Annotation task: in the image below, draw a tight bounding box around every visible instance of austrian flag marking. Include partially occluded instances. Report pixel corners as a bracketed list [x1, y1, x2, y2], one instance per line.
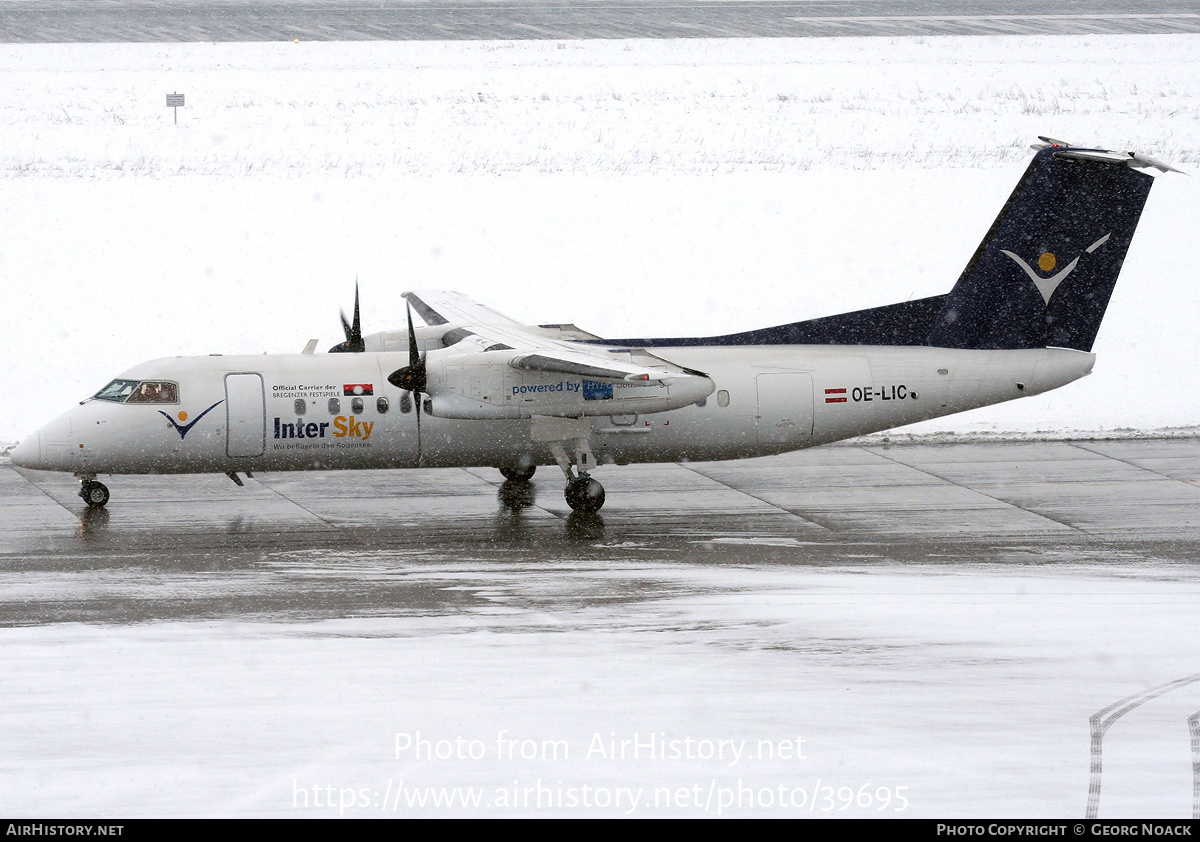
[343, 384, 374, 396]
[824, 388, 847, 404]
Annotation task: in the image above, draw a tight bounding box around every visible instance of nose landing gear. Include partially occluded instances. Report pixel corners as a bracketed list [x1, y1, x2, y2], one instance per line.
[78, 477, 109, 509]
[564, 474, 605, 513]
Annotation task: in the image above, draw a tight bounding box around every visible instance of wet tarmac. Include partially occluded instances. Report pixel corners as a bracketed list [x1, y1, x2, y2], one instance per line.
[3, 439, 1200, 816]
[2, 0, 1199, 42]
[6, 439, 1200, 582]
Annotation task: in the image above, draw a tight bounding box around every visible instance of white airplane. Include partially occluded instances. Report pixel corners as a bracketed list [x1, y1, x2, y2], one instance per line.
[9, 140, 1177, 513]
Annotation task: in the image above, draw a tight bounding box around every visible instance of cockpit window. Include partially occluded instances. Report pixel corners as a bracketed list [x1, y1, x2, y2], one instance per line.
[92, 379, 141, 403]
[93, 379, 179, 404]
[126, 381, 179, 404]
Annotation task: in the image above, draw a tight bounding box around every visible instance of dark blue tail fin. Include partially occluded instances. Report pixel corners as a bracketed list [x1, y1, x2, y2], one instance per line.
[926, 142, 1164, 352]
[588, 141, 1171, 353]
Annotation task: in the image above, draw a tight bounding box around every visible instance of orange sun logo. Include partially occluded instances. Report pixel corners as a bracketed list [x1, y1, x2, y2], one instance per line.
[1038, 252, 1056, 272]
[178, 411, 188, 422]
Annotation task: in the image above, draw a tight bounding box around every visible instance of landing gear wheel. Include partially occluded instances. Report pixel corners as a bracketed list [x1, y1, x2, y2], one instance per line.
[564, 475, 605, 513]
[500, 464, 536, 482]
[79, 481, 109, 509]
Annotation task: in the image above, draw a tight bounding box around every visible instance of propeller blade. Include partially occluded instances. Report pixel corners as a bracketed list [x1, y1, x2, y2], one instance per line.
[387, 301, 428, 394]
[330, 284, 365, 353]
[351, 284, 362, 344]
[406, 299, 420, 368]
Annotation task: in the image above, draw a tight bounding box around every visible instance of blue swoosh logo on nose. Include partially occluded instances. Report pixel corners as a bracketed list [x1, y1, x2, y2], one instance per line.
[159, 400, 224, 440]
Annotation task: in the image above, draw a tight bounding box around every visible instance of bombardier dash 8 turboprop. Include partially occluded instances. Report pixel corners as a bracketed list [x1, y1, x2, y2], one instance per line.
[10, 140, 1178, 512]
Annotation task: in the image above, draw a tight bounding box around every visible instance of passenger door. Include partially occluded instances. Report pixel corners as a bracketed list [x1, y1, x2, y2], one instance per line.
[225, 372, 265, 457]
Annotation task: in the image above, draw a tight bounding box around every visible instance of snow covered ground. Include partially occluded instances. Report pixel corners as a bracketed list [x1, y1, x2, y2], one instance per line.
[7, 559, 1200, 818]
[1, 35, 1198, 444]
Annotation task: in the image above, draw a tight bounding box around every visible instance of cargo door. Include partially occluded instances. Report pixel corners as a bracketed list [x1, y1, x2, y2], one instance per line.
[755, 373, 814, 444]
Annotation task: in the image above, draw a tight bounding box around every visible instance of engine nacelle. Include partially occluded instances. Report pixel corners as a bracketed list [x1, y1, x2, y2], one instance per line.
[424, 353, 714, 420]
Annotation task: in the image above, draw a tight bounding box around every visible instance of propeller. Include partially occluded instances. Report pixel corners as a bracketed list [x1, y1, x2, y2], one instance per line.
[329, 284, 365, 353]
[388, 301, 428, 414]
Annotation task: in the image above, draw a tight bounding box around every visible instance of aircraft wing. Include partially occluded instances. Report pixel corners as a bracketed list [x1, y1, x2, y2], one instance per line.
[404, 290, 685, 382]
[404, 290, 526, 330]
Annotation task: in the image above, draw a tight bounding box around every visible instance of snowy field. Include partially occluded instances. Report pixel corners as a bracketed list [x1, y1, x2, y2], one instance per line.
[7, 559, 1200, 818]
[1, 35, 1199, 443]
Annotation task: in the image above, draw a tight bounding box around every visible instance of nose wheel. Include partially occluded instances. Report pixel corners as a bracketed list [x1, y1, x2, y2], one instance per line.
[79, 479, 110, 509]
[564, 475, 605, 513]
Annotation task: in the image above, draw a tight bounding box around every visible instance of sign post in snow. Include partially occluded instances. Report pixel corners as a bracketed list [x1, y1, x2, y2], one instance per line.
[166, 92, 185, 124]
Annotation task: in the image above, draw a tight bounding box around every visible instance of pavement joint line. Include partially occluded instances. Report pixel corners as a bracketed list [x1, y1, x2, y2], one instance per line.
[862, 446, 1085, 534]
[458, 466, 568, 521]
[674, 462, 839, 533]
[1070, 442, 1200, 492]
[10, 465, 88, 518]
[247, 475, 350, 533]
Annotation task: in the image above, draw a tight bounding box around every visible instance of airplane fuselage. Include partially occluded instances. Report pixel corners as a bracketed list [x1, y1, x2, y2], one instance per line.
[14, 142, 1166, 513]
[15, 344, 1094, 477]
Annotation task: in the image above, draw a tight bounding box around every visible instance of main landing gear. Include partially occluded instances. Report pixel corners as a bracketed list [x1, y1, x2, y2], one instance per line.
[78, 476, 109, 509]
[499, 463, 537, 483]
[530, 416, 606, 513]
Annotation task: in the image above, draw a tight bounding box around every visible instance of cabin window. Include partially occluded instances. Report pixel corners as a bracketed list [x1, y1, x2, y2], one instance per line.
[399, 393, 413, 414]
[351, 397, 364, 414]
[717, 390, 730, 407]
[125, 381, 179, 404]
[610, 414, 638, 427]
[294, 399, 307, 415]
[377, 397, 390, 414]
[328, 398, 341, 415]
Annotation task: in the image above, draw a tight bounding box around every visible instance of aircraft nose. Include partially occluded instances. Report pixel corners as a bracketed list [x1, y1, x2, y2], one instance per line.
[10, 415, 79, 472]
[9, 435, 41, 469]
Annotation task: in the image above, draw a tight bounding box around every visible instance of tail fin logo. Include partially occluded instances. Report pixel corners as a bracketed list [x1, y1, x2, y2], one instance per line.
[1001, 233, 1111, 305]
